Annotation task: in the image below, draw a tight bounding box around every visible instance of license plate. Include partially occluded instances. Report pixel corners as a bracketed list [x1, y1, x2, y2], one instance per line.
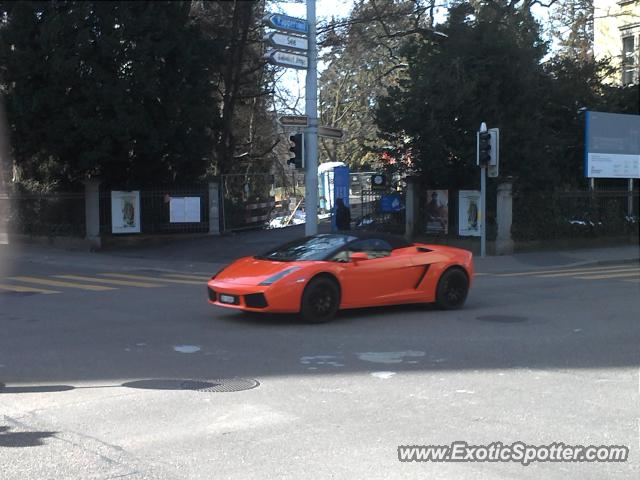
[219, 294, 236, 304]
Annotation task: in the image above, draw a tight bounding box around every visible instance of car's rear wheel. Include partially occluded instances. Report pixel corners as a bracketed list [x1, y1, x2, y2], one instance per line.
[436, 268, 469, 310]
[300, 277, 340, 323]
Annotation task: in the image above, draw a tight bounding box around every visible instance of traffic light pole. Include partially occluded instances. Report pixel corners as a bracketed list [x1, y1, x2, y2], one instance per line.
[304, 0, 318, 236]
[480, 165, 486, 258]
[477, 122, 489, 258]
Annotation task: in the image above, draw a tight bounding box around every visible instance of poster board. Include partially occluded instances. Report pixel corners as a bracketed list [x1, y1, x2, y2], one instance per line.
[585, 111, 640, 179]
[425, 190, 448, 235]
[458, 190, 481, 236]
[111, 191, 141, 234]
[170, 196, 201, 223]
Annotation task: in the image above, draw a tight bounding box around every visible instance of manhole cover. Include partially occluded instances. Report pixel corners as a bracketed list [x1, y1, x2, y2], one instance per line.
[476, 314, 528, 323]
[122, 378, 259, 392]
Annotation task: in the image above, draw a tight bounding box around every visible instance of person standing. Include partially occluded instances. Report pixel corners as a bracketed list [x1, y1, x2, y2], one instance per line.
[334, 197, 351, 231]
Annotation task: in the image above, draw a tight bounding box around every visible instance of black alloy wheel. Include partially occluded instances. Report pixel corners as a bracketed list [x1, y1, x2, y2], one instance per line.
[300, 277, 340, 323]
[436, 268, 469, 310]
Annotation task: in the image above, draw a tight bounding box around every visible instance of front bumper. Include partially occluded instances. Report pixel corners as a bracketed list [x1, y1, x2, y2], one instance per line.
[207, 279, 303, 313]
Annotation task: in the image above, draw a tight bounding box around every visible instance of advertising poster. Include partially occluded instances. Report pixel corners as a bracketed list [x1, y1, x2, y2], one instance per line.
[170, 196, 201, 223]
[458, 190, 481, 237]
[111, 191, 141, 234]
[425, 190, 448, 235]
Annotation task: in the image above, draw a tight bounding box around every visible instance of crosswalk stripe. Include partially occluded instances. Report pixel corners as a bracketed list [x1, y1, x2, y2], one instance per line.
[0, 283, 59, 294]
[99, 273, 203, 285]
[579, 271, 640, 280]
[497, 264, 639, 277]
[537, 267, 639, 278]
[161, 273, 211, 281]
[8, 276, 115, 291]
[54, 275, 165, 288]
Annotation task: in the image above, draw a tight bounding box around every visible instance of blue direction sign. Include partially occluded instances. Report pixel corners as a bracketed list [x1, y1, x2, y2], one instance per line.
[263, 13, 308, 35]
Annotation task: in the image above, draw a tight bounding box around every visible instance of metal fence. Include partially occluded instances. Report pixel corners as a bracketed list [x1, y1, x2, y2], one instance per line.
[512, 189, 639, 241]
[221, 173, 275, 231]
[99, 186, 210, 235]
[0, 191, 86, 237]
[351, 188, 406, 234]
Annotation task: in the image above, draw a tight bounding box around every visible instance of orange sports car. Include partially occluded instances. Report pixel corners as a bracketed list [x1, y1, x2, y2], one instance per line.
[207, 233, 473, 323]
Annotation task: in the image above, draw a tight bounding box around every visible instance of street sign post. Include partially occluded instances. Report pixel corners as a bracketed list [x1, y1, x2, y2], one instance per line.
[318, 126, 344, 139]
[266, 50, 308, 70]
[304, 0, 318, 236]
[263, 13, 308, 35]
[264, 32, 308, 52]
[478, 122, 488, 258]
[278, 115, 309, 127]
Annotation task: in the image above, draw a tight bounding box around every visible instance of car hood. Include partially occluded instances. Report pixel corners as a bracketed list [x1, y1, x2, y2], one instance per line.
[214, 257, 306, 286]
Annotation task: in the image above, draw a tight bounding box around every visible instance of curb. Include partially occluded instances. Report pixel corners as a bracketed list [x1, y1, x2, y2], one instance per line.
[476, 257, 639, 275]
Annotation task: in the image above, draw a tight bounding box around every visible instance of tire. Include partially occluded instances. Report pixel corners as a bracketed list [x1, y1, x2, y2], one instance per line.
[300, 277, 340, 323]
[435, 268, 469, 310]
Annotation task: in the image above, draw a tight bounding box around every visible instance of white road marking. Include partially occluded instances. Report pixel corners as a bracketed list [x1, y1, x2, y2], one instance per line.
[300, 355, 344, 367]
[173, 345, 201, 353]
[357, 351, 425, 364]
[579, 271, 640, 280]
[371, 371, 396, 379]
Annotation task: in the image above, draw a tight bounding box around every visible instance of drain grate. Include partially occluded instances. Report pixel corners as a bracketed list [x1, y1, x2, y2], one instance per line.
[122, 378, 259, 392]
[180, 378, 259, 392]
[476, 314, 528, 323]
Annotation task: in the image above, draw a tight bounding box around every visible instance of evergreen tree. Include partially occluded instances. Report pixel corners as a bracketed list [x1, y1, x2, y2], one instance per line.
[0, 1, 231, 188]
[376, 1, 549, 188]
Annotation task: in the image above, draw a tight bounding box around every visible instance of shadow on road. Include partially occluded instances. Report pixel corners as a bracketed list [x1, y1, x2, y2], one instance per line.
[0, 426, 57, 448]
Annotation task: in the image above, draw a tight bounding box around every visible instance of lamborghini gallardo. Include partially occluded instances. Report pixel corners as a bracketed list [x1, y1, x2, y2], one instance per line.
[207, 232, 473, 323]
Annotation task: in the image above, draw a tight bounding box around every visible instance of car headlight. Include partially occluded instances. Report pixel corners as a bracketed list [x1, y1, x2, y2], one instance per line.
[259, 266, 301, 286]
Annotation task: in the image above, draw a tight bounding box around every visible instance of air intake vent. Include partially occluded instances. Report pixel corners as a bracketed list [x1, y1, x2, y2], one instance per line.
[207, 288, 217, 302]
[245, 293, 268, 308]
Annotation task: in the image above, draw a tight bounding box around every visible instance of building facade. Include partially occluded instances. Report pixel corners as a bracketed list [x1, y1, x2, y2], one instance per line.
[594, 0, 640, 85]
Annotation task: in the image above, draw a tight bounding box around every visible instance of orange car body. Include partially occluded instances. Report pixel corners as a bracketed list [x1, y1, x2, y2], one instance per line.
[207, 241, 473, 314]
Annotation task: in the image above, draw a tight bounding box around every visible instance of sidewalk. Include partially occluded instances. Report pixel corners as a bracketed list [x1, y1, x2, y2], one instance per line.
[472, 244, 639, 274]
[2, 226, 637, 276]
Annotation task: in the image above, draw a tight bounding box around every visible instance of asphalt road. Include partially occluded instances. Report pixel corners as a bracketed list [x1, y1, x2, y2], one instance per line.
[0, 244, 638, 479]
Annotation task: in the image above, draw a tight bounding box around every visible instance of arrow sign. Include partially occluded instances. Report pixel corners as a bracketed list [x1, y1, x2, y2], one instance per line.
[278, 115, 309, 127]
[263, 13, 308, 35]
[318, 126, 344, 139]
[264, 32, 308, 52]
[266, 49, 308, 70]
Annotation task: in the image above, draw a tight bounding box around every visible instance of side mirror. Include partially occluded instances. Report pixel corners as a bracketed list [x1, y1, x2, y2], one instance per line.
[350, 252, 369, 262]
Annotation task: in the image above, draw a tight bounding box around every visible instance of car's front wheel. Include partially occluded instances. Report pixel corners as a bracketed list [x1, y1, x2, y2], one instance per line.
[300, 277, 340, 323]
[435, 267, 469, 310]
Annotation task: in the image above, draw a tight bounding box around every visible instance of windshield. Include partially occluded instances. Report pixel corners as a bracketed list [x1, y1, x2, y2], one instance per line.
[256, 234, 357, 261]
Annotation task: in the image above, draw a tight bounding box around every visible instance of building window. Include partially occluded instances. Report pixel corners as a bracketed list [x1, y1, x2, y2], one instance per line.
[622, 35, 638, 85]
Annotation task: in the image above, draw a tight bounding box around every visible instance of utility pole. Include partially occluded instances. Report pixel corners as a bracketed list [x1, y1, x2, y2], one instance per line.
[478, 122, 488, 258]
[304, 0, 318, 236]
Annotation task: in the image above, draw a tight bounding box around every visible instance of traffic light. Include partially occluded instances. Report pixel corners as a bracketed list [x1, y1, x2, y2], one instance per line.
[288, 133, 304, 169]
[477, 131, 491, 166]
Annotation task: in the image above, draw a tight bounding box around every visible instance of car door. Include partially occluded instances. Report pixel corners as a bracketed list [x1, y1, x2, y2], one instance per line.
[336, 239, 422, 308]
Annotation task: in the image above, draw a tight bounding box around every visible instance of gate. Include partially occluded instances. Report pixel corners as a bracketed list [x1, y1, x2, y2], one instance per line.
[353, 188, 405, 234]
[220, 172, 309, 232]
